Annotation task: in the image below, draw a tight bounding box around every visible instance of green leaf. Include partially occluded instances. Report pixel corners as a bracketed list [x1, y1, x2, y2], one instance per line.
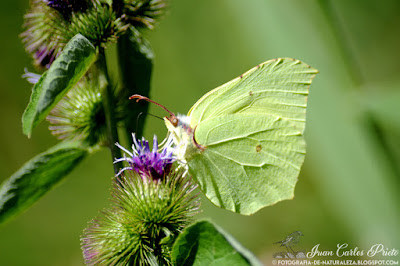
[171, 220, 262, 266]
[21, 71, 48, 137]
[0, 142, 88, 224]
[117, 26, 153, 139]
[22, 34, 97, 137]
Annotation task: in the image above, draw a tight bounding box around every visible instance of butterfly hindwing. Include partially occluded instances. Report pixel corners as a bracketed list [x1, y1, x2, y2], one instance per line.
[188, 113, 305, 214]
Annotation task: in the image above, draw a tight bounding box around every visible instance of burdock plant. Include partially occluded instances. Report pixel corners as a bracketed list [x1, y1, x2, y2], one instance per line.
[0, 0, 316, 265]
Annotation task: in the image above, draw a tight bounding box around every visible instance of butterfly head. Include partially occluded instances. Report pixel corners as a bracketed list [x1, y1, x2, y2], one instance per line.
[163, 114, 197, 161]
[129, 94, 192, 129]
[130, 94, 204, 161]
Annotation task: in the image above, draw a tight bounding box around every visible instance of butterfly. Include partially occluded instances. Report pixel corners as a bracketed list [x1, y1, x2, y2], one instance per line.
[131, 58, 318, 215]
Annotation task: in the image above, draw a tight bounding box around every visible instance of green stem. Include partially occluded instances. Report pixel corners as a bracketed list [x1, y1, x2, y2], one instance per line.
[117, 27, 154, 146]
[97, 52, 122, 174]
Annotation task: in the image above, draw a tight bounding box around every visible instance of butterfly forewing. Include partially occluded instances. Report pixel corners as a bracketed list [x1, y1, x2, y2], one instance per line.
[188, 58, 318, 133]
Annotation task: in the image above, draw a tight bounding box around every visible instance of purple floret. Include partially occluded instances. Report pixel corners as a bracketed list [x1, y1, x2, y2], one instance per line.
[22, 69, 41, 85]
[34, 46, 56, 68]
[114, 134, 175, 180]
[45, 0, 88, 14]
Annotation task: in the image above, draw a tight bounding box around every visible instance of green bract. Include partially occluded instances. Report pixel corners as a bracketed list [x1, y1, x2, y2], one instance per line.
[165, 58, 318, 215]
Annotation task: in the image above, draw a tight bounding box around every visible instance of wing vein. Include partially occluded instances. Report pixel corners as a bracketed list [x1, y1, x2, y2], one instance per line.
[203, 152, 239, 207]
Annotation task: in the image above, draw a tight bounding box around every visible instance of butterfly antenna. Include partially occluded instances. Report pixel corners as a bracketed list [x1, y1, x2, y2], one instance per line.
[141, 112, 164, 121]
[136, 112, 143, 133]
[129, 94, 175, 117]
[136, 112, 163, 129]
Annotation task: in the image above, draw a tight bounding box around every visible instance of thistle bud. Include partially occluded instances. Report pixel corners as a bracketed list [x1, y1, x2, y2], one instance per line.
[123, 0, 167, 30]
[46, 78, 109, 146]
[21, 0, 127, 68]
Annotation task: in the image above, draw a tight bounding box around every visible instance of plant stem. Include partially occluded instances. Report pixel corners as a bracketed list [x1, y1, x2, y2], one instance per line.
[97, 52, 122, 174]
[317, 0, 364, 87]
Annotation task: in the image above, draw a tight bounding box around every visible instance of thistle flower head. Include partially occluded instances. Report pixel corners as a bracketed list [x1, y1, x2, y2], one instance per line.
[21, 0, 65, 68]
[21, 0, 127, 68]
[46, 77, 108, 145]
[64, 2, 128, 49]
[81, 168, 199, 265]
[115, 134, 175, 180]
[123, 0, 167, 29]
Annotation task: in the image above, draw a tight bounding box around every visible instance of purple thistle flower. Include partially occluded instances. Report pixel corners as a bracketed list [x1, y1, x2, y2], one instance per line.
[114, 134, 175, 180]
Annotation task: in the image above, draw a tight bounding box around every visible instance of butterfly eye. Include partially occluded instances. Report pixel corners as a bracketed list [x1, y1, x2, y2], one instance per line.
[169, 116, 178, 127]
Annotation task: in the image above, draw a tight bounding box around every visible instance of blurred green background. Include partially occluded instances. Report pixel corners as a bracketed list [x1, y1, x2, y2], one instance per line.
[1, 0, 400, 265]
